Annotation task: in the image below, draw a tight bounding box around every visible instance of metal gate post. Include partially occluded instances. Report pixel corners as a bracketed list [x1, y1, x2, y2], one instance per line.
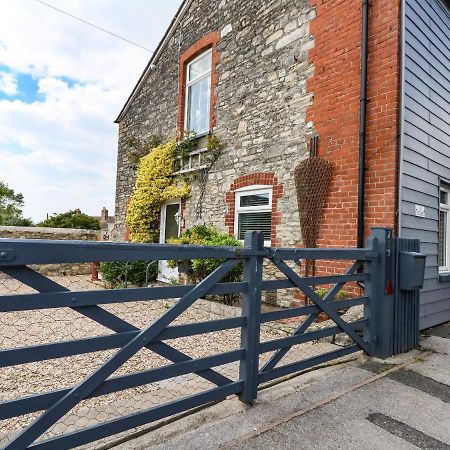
[365, 227, 395, 358]
[239, 231, 264, 404]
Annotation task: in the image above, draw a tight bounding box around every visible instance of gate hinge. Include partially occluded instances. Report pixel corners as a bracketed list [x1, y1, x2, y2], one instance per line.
[0, 249, 15, 263]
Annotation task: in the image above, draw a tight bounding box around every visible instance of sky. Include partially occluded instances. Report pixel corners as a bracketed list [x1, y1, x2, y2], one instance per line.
[0, 0, 182, 222]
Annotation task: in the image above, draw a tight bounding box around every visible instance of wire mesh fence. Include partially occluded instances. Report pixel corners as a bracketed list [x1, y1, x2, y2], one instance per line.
[0, 272, 242, 447]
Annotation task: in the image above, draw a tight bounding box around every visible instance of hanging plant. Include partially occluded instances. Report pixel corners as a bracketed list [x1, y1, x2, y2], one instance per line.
[172, 131, 198, 158]
[126, 140, 191, 243]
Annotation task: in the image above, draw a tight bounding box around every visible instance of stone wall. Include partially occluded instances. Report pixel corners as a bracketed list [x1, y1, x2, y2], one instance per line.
[0, 226, 100, 275]
[114, 0, 316, 247]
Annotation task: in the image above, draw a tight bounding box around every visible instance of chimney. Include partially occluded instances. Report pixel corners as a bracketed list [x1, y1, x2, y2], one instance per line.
[101, 207, 108, 221]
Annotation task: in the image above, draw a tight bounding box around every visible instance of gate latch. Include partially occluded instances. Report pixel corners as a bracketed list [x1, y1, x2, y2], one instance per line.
[0, 249, 15, 263]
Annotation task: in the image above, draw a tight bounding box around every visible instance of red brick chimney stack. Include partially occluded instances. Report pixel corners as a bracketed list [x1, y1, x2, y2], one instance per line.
[101, 207, 108, 222]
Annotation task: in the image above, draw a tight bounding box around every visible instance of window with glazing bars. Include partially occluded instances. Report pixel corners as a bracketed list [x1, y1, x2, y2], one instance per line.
[185, 49, 212, 135]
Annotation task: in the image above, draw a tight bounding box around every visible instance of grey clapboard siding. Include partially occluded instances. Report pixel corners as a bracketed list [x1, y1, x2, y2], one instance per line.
[401, 0, 450, 329]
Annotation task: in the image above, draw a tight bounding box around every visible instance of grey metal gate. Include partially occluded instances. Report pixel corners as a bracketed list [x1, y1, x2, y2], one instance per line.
[0, 227, 424, 449]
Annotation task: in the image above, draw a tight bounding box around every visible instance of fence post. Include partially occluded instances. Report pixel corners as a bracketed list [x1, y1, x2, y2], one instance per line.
[365, 227, 395, 358]
[239, 231, 264, 404]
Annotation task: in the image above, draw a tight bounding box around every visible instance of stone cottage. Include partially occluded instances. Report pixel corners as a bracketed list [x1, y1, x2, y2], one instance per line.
[114, 0, 450, 329]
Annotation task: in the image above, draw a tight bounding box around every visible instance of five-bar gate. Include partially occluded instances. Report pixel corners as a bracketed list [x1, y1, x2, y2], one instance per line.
[0, 228, 424, 449]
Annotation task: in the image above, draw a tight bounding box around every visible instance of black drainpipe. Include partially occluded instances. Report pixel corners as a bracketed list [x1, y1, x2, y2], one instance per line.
[357, 0, 369, 248]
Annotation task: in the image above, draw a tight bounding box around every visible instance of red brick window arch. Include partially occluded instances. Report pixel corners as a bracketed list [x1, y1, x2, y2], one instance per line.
[177, 31, 220, 139]
[225, 173, 283, 247]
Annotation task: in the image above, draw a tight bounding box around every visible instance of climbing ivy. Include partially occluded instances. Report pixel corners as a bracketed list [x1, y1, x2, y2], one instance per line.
[126, 140, 190, 243]
[125, 134, 223, 242]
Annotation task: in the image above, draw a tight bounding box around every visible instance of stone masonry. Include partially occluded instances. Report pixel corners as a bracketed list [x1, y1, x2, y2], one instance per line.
[114, 0, 316, 247]
[0, 226, 100, 275]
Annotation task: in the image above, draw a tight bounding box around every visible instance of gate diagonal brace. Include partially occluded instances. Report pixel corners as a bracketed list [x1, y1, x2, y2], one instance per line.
[1, 267, 231, 388]
[270, 260, 370, 354]
[2, 261, 239, 450]
[260, 260, 363, 373]
[260, 314, 316, 373]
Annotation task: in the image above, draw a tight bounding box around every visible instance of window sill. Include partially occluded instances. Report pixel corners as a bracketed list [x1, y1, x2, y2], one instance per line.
[194, 130, 210, 139]
[183, 130, 210, 140]
[439, 273, 450, 283]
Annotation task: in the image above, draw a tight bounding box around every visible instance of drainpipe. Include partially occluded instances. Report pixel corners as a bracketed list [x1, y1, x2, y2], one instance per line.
[357, 0, 369, 248]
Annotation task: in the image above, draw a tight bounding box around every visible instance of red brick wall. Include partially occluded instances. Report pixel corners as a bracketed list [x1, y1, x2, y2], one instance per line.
[177, 31, 220, 139]
[225, 173, 284, 247]
[307, 0, 402, 248]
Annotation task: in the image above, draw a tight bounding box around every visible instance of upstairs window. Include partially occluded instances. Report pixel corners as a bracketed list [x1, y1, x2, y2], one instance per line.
[185, 49, 212, 135]
[235, 187, 272, 245]
[439, 185, 450, 272]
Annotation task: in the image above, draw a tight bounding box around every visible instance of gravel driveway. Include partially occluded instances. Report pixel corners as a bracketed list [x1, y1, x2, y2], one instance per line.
[0, 273, 359, 447]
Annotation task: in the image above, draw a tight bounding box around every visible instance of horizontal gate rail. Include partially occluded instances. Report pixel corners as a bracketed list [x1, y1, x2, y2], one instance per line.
[0, 239, 265, 266]
[28, 382, 245, 450]
[0, 316, 246, 367]
[259, 320, 367, 354]
[269, 247, 376, 261]
[0, 238, 376, 267]
[0, 228, 419, 450]
[0, 349, 244, 420]
[0, 273, 369, 313]
[258, 346, 361, 384]
[0, 281, 247, 312]
[260, 297, 368, 323]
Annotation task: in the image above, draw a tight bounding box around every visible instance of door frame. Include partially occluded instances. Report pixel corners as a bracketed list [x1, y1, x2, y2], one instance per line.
[159, 198, 181, 244]
[158, 199, 181, 283]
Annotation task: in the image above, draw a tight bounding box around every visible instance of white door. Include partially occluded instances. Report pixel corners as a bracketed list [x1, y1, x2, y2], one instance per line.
[157, 200, 181, 283]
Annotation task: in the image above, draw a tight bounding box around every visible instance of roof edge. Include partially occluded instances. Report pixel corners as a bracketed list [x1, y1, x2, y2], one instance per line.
[114, 0, 194, 124]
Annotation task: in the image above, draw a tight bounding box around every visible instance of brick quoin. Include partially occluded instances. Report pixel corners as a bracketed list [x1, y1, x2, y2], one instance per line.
[307, 0, 402, 250]
[225, 173, 284, 247]
[176, 31, 220, 139]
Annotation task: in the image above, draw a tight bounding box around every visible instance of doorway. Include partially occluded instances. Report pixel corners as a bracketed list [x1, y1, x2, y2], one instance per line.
[157, 199, 181, 283]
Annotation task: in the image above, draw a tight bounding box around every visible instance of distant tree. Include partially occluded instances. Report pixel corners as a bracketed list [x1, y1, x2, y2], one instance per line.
[0, 180, 33, 226]
[38, 209, 100, 230]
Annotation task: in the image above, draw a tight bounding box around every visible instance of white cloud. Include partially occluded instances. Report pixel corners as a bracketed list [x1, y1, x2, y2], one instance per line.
[0, 0, 182, 222]
[0, 72, 18, 96]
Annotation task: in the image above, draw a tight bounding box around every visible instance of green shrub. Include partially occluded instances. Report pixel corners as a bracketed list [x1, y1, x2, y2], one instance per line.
[99, 261, 157, 288]
[169, 225, 243, 284]
[38, 210, 100, 230]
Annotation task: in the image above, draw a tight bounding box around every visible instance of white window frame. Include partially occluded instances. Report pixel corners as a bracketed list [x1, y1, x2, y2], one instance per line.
[184, 49, 212, 136]
[439, 185, 450, 273]
[234, 185, 273, 246]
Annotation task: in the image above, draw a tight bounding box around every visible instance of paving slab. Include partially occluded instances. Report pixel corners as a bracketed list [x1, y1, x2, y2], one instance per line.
[111, 335, 450, 450]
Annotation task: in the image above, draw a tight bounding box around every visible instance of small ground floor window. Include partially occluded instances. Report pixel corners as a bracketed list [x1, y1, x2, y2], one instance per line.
[225, 172, 283, 247]
[234, 187, 272, 244]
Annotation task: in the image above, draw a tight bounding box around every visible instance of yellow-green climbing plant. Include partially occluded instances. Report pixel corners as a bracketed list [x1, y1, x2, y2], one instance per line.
[126, 140, 190, 243]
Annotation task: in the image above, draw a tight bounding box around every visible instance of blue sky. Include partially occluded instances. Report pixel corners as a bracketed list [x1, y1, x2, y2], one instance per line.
[0, 0, 182, 221]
